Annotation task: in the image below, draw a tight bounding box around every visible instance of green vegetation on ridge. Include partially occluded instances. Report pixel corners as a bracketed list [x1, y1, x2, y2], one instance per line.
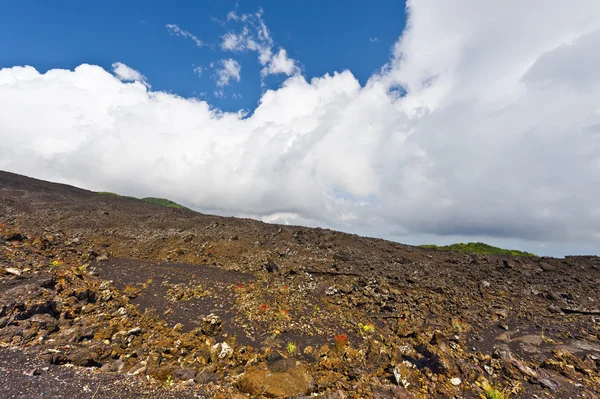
[98, 192, 189, 210]
[140, 197, 189, 210]
[97, 191, 137, 200]
[420, 242, 535, 257]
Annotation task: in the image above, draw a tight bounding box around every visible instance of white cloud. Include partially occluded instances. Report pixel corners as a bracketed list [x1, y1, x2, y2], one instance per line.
[220, 9, 299, 78]
[221, 31, 246, 51]
[2, 1, 600, 256]
[193, 66, 203, 77]
[166, 24, 204, 47]
[215, 59, 241, 86]
[261, 49, 299, 77]
[111, 62, 146, 84]
[369, 37, 379, 43]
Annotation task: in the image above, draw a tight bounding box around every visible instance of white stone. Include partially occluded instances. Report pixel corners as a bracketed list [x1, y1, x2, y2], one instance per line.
[5, 267, 21, 276]
[450, 377, 461, 386]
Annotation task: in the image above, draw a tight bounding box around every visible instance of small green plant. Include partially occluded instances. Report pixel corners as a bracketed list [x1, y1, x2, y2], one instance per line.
[485, 388, 510, 399]
[358, 322, 375, 334]
[286, 341, 297, 355]
[451, 318, 465, 333]
[164, 375, 174, 388]
[77, 264, 89, 273]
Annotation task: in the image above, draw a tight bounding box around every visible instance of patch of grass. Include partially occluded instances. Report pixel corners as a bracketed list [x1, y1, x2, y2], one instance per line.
[98, 192, 189, 210]
[485, 388, 510, 399]
[420, 242, 535, 257]
[97, 191, 138, 201]
[141, 197, 189, 210]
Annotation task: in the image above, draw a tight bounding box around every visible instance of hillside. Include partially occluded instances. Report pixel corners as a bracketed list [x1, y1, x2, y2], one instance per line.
[1, 170, 599, 398]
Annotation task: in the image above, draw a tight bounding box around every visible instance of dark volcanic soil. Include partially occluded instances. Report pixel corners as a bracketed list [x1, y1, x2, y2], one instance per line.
[91, 258, 255, 340]
[0, 347, 202, 399]
[1, 170, 599, 398]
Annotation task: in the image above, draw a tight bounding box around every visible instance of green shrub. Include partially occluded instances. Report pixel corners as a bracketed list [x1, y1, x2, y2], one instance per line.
[485, 388, 510, 399]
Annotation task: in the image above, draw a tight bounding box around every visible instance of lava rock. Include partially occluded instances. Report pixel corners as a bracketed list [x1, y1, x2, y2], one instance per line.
[201, 314, 222, 336]
[67, 348, 101, 367]
[238, 364, 314, 397]
[172, 367, 196, 382]
[195, 370, 219, 384]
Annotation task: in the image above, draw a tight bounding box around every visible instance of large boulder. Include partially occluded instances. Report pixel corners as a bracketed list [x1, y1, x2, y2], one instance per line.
[67, 348, 102, 367]
[0, 284, 58, 321]
[238, 364, 314, 398]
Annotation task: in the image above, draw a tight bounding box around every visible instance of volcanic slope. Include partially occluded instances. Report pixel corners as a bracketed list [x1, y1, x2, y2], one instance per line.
[1, 170, 599, 398]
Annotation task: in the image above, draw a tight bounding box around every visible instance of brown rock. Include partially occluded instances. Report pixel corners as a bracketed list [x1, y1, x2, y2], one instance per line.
[539, 262, 556, 272]
[148, 365, 178, 382]
[416, 343, 458, 375]
[67, 348, 101, 367]
[0, 284, 57, 320]
[194, 370, 218, 384]
[29, 313, 59, 333]
[266, 350, 296, 372]
[172, 367, 196, 382]
[238, 364, 314, 397]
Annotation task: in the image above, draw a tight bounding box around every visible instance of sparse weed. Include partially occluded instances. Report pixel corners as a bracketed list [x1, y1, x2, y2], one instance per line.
[358, 322, 375, 334]
[164, 375, 174, 388]
[77, 264, 88, 273]
[485, 388, 510, 399]
[286, 341, 297, 355]
[451, 318, 465, 333]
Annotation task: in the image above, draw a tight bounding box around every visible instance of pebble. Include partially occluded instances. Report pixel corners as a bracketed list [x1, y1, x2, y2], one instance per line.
[450, 377, 461, 386]
[5, 267, 21, 276]
[127, 327, 142, 335]
[23, 368, 41, 376]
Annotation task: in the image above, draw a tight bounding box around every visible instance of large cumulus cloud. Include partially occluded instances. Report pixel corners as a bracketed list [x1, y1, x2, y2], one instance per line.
[1, 0, 600, 255]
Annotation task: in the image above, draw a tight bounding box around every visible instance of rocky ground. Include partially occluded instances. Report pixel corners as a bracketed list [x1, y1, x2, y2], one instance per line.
[0, 170, 599, 398]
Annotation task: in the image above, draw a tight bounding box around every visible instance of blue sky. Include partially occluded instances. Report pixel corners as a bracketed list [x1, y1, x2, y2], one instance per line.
[0, 0, 405, 112]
